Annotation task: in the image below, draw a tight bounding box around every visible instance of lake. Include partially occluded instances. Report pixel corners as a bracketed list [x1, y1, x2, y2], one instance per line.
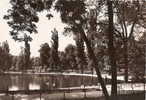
[0, 73, 98, 91]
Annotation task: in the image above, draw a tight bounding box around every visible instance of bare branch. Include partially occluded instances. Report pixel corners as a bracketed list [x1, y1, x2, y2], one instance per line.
[128, 19, 137, 39]
[114, 28, 124, 39]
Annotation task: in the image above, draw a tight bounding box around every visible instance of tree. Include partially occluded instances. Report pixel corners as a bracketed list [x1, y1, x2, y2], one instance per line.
[50, 28, 60, 71]
[128, 32, 145, 82]
[55, 0, 109, 99]
[30, 57, 41, 71]
[39, 43, 50, 70]
[65, 44, 77, 71]
[74, 34, 87, 85]
[4, 0, 54, 70]
[75, 34, 87, 73]
[24, 35, 31, 69]
[11, 56, 19, 71]
[113, 1, 144, 82]
[107, 0, 117, 98]
[17, 47, 26, 71]
[0, 41, 12, 72]
[4, 0, 38, 70]
[59, 51, 69, 70]
[85, 3, 109, 73]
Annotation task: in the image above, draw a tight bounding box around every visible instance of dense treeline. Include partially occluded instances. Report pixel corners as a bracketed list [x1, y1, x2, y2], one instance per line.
[0, 32, 145, 78]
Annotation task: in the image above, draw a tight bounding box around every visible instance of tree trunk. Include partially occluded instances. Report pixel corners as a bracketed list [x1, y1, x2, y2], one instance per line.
[24, 41, 30, 70]
[77, 25, 110, 100]
[124, 40, 128, 82]
[107, 0, 117, 98]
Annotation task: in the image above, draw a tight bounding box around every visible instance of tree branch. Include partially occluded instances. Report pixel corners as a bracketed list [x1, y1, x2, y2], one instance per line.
[114, 28, 124, 39]
[128, 19, 137, 39]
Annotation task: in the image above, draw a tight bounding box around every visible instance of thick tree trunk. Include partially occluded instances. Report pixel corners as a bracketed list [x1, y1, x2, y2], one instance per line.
[77, 25, 110, 100]
[107, 0, 117, 98]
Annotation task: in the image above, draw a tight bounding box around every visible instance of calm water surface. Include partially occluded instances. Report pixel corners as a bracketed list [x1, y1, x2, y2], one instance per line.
[0, 73, 97, 91]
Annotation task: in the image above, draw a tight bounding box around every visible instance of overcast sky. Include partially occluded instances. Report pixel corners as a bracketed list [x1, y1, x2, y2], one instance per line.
[0, 0, 75, 57]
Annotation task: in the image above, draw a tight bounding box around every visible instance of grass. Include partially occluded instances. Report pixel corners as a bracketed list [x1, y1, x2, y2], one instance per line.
[0, 91, 144, 100]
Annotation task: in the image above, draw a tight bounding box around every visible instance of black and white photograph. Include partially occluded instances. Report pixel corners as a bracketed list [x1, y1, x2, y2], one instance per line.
[0, 0, 145, 100]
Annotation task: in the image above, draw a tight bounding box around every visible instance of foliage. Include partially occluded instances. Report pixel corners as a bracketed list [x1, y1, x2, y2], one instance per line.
[58, 51, 69, 70]
[39, 43, 50, 69]
[4, 0, 39, 41]
[30, 57, 41, 71]
[55, 0, 86, 25]
[4, 0, 55, 71]
[4, 0, 54, 41]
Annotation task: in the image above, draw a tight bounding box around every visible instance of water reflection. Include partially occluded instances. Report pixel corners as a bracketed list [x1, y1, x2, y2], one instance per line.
[0, 73, 97, 91]
[9, 86, 19, 91]
[29, 83, 40, 90]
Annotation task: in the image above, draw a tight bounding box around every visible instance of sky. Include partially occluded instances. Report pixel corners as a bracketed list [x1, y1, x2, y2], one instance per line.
[0, 0, 75, 57]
